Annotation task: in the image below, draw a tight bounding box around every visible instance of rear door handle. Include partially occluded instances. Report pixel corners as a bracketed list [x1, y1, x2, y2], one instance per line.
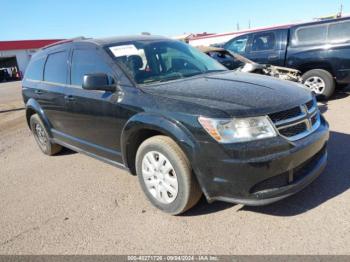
[268, 54, 279, 61]
[64, 95, 76, 102]
[35, 90, 44, 95]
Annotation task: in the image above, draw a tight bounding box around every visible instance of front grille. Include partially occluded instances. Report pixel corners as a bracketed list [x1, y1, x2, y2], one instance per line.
[269, 106, 302, 123]
[279, 122, 307, 137]
[306, 99, 315, 110]
[250, 145, 326, 194]
[250, 172, 289, 193]
[268, 99, 319, 141]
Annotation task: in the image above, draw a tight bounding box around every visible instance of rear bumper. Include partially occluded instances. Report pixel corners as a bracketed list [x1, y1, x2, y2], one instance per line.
[192, 116, 329, 206]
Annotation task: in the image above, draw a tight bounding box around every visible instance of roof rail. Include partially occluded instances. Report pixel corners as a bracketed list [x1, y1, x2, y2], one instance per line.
[42, 36, 88, 49]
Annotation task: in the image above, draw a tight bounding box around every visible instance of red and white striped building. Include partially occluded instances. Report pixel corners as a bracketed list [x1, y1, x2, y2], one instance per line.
[0, 39, 62, 76]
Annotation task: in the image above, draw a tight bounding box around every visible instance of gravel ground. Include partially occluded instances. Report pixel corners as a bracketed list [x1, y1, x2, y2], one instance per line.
[0, 81, 350, 255]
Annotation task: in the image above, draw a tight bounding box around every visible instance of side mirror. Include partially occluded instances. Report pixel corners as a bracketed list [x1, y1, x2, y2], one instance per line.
[82, 73, 116, 92]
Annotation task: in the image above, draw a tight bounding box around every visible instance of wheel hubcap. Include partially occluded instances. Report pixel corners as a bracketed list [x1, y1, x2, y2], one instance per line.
[141, 151, 178, 204]
[304, 76, 326, 94]
[35, 123, 47, 146]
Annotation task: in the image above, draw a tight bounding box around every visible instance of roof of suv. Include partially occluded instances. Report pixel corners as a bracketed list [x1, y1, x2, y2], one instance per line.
[43, 35, 170, 50]
[86, 35, 169, 46]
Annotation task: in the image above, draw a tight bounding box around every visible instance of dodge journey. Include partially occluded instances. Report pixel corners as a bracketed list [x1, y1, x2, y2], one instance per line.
[22, 35, 329, 214]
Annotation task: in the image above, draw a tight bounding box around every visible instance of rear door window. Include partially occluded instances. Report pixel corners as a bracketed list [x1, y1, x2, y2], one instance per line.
[24, 56, 46, 81]
[70, 49, 114, 86]
[251, 32, 276, 51]
[44, 51, 68, 84]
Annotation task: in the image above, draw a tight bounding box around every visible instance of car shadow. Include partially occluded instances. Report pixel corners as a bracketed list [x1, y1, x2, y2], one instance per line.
[54, 147, 77, 156]
[333, 84, 350, 99]
[183, 131, 350, 217]
[182, 196, 235, 216]
[318, 85, 350, 114]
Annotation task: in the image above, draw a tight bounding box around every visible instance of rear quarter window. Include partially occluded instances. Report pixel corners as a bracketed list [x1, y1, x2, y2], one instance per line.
[24, 57, 46, 81]
[328, 20, 350, 43]
[291, 20, 350, 46]
[44, 51, 68, 84]
[292, 24, 328, 46]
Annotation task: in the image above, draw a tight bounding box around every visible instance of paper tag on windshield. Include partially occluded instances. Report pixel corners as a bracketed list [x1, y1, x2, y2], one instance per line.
[109, 45, 138, 57]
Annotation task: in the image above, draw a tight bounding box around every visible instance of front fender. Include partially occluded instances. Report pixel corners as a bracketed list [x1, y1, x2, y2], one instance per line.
[25, 98, 53, 138]
[121, 112, 199, 170]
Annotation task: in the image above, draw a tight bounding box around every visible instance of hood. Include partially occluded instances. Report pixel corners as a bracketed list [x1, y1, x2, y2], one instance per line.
[143, 71, 312, 117]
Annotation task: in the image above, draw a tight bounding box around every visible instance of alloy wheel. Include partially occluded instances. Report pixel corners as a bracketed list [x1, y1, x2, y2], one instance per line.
[304, 76, 326, 94]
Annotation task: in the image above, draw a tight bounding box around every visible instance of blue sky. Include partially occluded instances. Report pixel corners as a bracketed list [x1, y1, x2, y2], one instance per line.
[1, 0, 349, 40]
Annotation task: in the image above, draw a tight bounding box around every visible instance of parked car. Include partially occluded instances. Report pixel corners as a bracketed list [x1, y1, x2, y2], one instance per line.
[22, 36, 329, 215]
[198, 46, 302, 83]
[0, 68, 10, 82]
[223, 17, 350, 99]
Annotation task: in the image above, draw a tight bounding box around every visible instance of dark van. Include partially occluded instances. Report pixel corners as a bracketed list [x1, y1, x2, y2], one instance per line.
[224, 17, 350, 99]
[22, 36, 329, 215]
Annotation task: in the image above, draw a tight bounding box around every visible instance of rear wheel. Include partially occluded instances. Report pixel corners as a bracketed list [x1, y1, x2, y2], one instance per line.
[135, 135, 202, 215]
[302, 69, 335, 100]
[30, 114, 62, 155]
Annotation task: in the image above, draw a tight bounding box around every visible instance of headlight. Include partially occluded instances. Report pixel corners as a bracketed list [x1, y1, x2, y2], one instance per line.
[198, 116, 277, 143]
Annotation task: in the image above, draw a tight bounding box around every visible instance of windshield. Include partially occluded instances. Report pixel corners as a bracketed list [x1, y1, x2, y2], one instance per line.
[107, 40, 227, 85]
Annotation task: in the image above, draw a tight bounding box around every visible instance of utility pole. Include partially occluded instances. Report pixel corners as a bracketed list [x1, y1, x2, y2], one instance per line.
[339, 3, 343, 17]
[236, 22, 240, 31]
[248, 20, 251, 29]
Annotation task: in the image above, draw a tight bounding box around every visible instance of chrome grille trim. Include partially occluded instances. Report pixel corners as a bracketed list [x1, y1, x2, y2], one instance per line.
[277, 118, 308, 130]
[307, 101, 318, 114]
[268, 98, 320, 141]
[274, 112, 307, 127]
[280, 113, 320, 141]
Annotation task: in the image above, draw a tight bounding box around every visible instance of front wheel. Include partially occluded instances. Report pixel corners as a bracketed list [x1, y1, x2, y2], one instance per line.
[302, 69, 335, 100]
[135, 135, 202, 215]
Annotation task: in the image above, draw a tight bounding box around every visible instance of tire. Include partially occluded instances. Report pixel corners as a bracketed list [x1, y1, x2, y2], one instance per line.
[30, 114, 62, 155]
[136, 135, 202, 215]
[302, 69, 335, 100]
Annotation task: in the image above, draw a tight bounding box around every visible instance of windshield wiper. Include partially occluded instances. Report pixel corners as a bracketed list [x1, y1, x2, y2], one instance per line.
[159, 75, 184, 82]
[205, 69, 227, 73]
[183, 71, 204, 78]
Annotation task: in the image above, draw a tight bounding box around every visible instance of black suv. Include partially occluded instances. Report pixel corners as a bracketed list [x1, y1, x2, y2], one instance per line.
[224, 17, 350, 99]
[23, 36, 329, 215]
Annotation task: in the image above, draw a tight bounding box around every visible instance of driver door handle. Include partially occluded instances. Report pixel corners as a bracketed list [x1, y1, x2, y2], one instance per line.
[35, 90, 44, 95]
[268, 54, 279, 61]
[64, 95, 76, 102]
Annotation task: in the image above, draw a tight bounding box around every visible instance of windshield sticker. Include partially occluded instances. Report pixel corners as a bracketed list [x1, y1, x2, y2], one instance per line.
[109, 45, 139, 57]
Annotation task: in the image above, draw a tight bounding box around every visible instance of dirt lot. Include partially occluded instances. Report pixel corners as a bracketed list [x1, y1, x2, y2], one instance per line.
[0, 81, 350, 255]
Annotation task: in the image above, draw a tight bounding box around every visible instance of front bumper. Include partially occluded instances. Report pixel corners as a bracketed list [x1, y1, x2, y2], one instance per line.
[193, 116, 329, 206]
